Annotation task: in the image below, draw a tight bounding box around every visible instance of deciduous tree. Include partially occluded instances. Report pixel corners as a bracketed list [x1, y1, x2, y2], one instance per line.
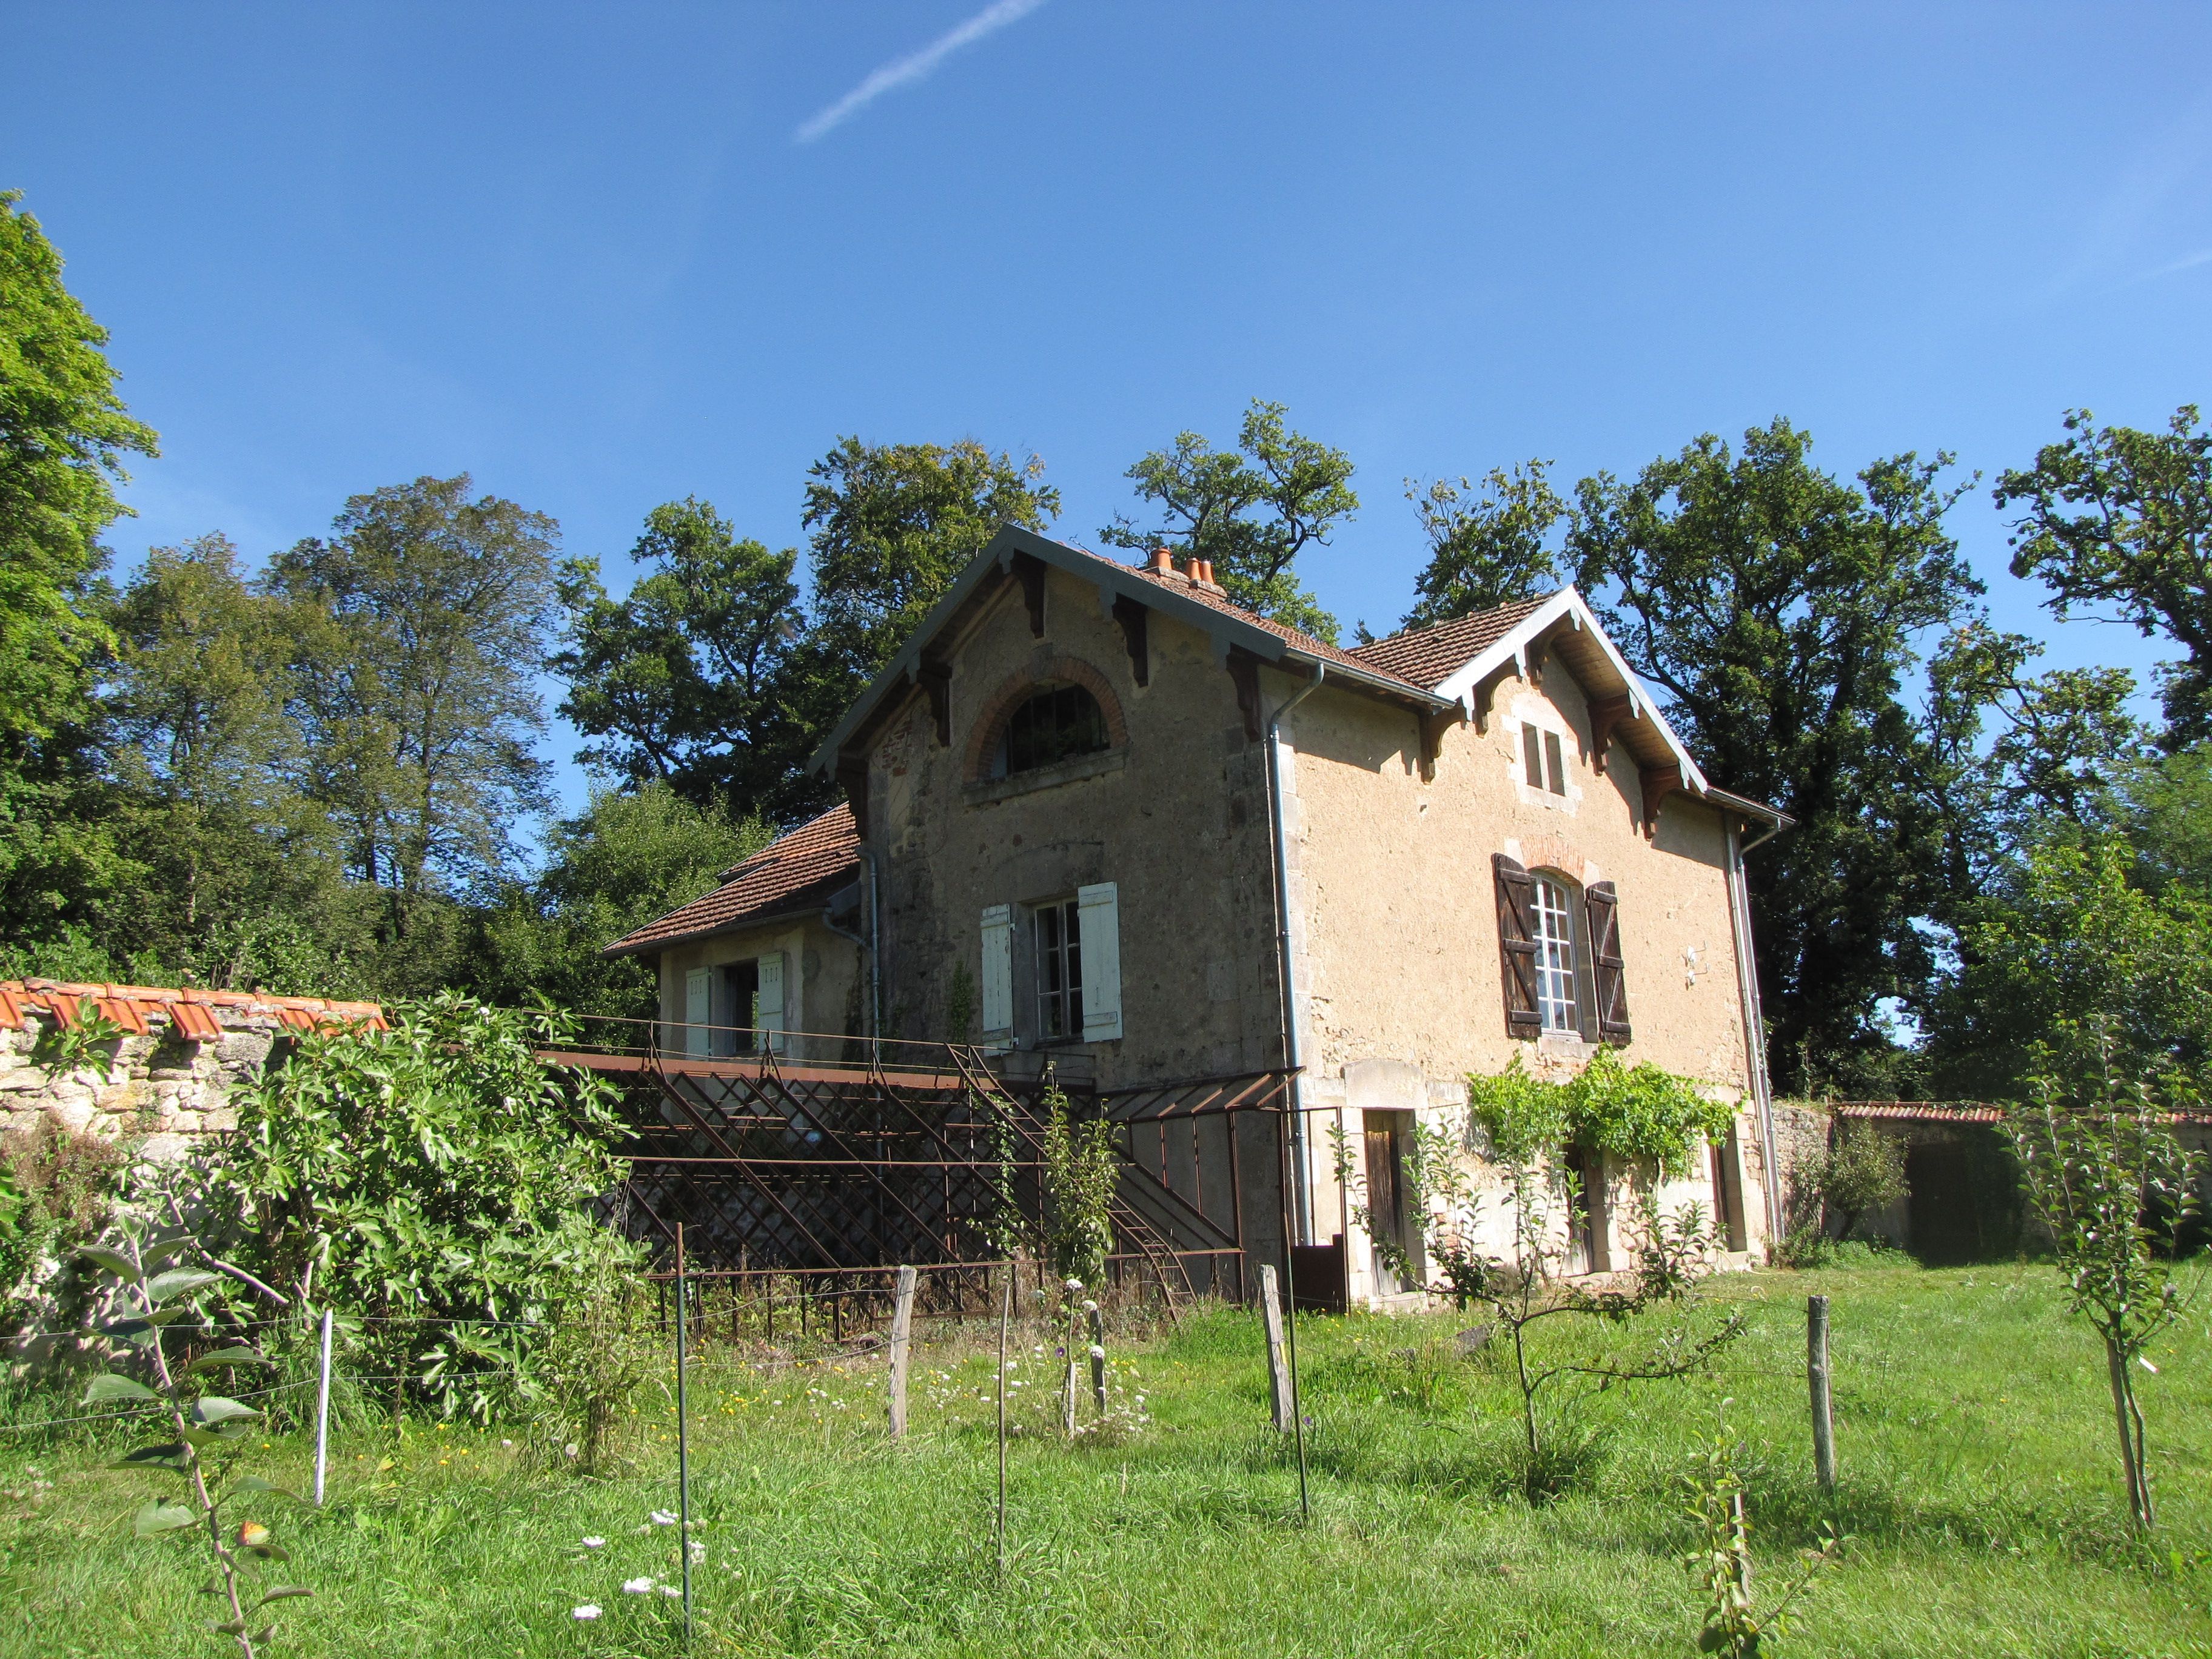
[1569, 420, 1980, 1094]
[1102, 399, 1352, 642]
[1402, 460, 1568, 627]
[1997, 406, 2212, 746]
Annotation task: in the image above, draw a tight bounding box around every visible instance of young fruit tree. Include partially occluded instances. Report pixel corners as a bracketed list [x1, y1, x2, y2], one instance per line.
[2005, 1028, 2205, 1532]
[78, 1224, 309, 1657]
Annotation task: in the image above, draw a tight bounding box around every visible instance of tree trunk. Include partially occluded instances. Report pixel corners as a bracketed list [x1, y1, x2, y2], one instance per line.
[2106, 1336, 2154, 1532]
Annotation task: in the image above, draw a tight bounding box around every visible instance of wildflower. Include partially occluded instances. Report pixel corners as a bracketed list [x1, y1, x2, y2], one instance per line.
[572, 1605, 602, 1621]
[661, 1584, 683, 1598]
[650, 1510, 678, 1526]
[623, 1577, 655, 1594]
[580, 1537, 606, 1549]
[1082, 1299, 1098, 1313]
[1065, 1278, 1083, 1292]
[1089, 1344, 1105, 1361]
[688, 1540, 706, 1563]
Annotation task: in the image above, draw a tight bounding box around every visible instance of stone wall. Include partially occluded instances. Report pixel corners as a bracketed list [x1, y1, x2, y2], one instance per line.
[0, 1007, 283, 1163]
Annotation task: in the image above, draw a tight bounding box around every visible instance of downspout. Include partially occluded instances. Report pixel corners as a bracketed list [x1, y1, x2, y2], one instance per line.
[1265, 660, 1325, 1246]
[1724, 816, 1785, 1244]
[821, 844, 882, 1067]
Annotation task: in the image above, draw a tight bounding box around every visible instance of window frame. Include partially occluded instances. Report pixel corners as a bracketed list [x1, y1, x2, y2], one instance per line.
[1032, 895, 1085, 1042]
[1530, 873, 1582, 1035]
[998, 682, 1110, 779]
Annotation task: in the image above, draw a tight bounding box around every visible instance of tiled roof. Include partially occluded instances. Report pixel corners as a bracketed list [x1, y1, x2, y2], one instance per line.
[1830, 1101, 2003, 1124]
[603, 803, 860, 959]
[0, 980, 386, 1038]
[1057, 545, 1430, 694]
[1344, 595, 1555, 690]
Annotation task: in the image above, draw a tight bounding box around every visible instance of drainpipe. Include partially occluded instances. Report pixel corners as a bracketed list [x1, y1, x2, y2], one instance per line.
[822, 844, 882, 1067]
[1266, 660, 1326, 1246]
[1724, 817, 1785, 1244]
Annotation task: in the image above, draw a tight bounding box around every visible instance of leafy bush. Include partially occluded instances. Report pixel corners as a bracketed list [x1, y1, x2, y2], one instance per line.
[1038, 1074, 1115, 1288]
[0, 1116, 130, 1321]
[1805, 1120, 1906, 1240]
[195, 994, 640, 1419]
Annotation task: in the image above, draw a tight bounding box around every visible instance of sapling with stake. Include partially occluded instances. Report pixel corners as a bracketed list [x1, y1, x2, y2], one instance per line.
[2005, 1022, 2205, 1533]
[1685, 1404, 1841, 1656]
[78, 1224, 310, 1657]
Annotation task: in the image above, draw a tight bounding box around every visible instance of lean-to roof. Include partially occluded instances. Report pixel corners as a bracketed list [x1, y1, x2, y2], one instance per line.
[601, 803, 860, 959]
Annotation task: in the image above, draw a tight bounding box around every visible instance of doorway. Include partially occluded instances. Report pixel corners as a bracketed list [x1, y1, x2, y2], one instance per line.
[1362, 1111, 1415, 1293]
[1906, 1142, 1979, 1264]
[1564, 1144, 1607, 1273]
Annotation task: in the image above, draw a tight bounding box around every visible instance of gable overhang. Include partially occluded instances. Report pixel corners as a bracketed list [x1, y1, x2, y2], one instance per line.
[808, 526, 1448, 776]
[1425, 586, 1785, 830]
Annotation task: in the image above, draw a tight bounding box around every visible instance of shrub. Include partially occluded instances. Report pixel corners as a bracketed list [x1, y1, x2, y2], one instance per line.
[195, 994, 640, 1420]
[1806, 1121, 1906, 1241]
[0, 1116, 131, 1322]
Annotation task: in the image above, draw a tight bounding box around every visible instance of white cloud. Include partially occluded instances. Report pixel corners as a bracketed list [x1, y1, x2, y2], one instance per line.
[795, 0, 1051, 144]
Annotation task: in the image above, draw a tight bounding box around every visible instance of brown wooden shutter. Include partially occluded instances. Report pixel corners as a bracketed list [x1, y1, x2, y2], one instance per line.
[1493, 853, 1541, 1038]
[1585, 880, 1631, 1045]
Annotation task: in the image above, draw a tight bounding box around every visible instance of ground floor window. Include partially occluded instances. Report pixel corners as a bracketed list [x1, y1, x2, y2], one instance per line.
[1034, 897, 1083, 1039]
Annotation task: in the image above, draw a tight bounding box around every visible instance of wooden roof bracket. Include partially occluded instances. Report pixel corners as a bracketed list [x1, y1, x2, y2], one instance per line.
[1111, 594, 1150, 686]
[1587, 693, 1634, 774]
[1640, 763, 1683, 836]
[836, 754, 871, 839]
[911, 659, 952, 746]
[1418, 705, 1461, 782]
[1225, 646, 1265, 742]
[1009, 550, 1048, 637]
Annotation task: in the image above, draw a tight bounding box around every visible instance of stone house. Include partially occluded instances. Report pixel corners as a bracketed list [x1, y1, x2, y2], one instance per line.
[608, 528, 1791, 1307]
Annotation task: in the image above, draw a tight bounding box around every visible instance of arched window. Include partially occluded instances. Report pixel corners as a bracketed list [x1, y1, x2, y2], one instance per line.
[1530, 874, 1580, 1034]
[999, 683, 1109, 776]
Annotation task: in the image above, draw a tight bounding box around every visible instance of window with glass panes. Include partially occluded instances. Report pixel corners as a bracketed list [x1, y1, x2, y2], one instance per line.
[1034, 898, 1084, 1039]
[1531, 877, 1579, 1033]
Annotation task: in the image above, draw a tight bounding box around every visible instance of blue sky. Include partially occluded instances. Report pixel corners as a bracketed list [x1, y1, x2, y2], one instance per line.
[6, 3, 2209, 837]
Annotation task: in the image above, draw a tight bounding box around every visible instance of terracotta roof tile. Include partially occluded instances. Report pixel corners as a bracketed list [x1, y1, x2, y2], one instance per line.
[0, 980, 387, 1033]
[1342, 595, 1554, 690]
[604, 803, 860, 958]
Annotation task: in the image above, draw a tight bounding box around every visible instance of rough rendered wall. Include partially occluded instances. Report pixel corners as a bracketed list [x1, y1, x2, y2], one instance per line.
[1280, 662, 1771, 1303]
[655, 917, 863, 1064]
[0, 1011, 280, 1162]
[864, 565, 1291, 1259]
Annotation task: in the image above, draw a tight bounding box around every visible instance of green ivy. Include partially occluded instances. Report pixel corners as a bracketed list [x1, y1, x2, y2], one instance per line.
[1467, 1050, 1734, 1179]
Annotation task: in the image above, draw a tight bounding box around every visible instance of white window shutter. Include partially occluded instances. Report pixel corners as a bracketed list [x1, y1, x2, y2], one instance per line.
[980, 904, 1013, 1042]
[757, 952, 786, 1054]
[684, 968, 711, 1058]
[1078, 882, 1123, 1042]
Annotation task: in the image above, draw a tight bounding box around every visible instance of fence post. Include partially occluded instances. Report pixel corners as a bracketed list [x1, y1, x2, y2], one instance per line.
[675, 1225, 694, 1643]
[1087, 1302, 1107, 1415]
[1259, 1264, 1293, 1432]
[1808, 1293, 1836, 1492]
[312, 1306, 333, 1506]
[886, 1265, 917, 1439]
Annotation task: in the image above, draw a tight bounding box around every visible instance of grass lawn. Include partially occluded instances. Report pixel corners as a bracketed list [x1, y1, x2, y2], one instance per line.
[2, 1262, 2209, 1657]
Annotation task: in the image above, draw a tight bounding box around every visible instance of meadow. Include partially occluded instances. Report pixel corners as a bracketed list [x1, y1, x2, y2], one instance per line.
[2, 1262, 2208, 1658]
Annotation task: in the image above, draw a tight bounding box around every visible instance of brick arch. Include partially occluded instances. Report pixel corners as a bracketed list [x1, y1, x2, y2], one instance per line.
[1520, 833, 1595, 888]
[964, 655, 1129, 784]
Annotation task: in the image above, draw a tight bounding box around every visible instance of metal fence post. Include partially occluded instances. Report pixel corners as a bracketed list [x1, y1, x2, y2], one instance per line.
[312, 1306, 333, 1506]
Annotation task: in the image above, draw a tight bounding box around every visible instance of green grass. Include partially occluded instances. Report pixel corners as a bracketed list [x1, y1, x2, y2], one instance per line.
[4, 1263, 2210, 1657]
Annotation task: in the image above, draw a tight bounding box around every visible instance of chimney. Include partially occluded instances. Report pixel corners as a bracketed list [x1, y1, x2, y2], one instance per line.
[1147, 546, 1175, 575]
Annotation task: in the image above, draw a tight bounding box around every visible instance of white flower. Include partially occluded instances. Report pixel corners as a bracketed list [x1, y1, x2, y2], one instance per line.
[623, 1576, 655, 1594]
[1088, 1344, 1105, 1361]
[1064, 1278, 1084, 1292]
[661, 1584, 683, 1598]
[580, 1536, 606, 1549]
[572, 1604, 602, 1621]
[650, 1510, 678, 1526]
[1081, 1299, 1098, 1313]
[500, 1438, 513, 1449]
[688, 1540, 706, 1563]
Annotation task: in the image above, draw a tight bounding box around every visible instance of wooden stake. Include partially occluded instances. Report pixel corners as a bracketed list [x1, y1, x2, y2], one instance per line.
[1808, 1293, 1835, 1492]
[1259, 1264, 1293, 1432]
[1087, 1304, 1107, 1414]
[995, 1259, 1011, 1577]
[676, 1225, 694, 1643]
[886, 1265, 917, 1439]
